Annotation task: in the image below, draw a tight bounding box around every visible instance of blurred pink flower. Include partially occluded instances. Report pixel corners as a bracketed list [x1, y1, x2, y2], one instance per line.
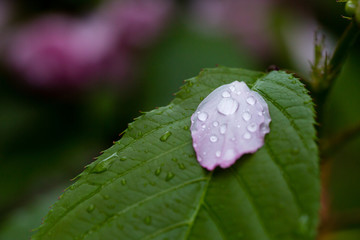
[100, 0, 174, 48]
[5, 0, 174, 89]
[190, 0, 275, 57]
[7, 16, 117, 87]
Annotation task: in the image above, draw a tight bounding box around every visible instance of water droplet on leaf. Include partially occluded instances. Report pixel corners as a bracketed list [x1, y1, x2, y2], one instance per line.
[87, 204, 95, 213]
[178, 163, 185, 169]
[121, 179, 127, 185]
[90, 153, 117, 173]
[165, 172, 175, 181]
[144, 216, 152, 225]
[155, 167, 162, 176]
[160, 131, 172, 142]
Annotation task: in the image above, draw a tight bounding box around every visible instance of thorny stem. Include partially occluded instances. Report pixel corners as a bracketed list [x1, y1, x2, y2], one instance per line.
[311, 20, 360, 136]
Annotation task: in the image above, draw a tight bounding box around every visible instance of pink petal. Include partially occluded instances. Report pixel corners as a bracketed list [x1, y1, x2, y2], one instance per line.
[190, 81, 271, 171]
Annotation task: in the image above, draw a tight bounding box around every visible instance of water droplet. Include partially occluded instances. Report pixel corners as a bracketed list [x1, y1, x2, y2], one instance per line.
[260, 123, 269, 134]
[229, 85, 235, 92]
[197, 112, 208, 121]
[201, 124, 206, 129]
[87, 204, 95, 213]
[222, 91, 231, 98]
[160, 131, 172, 142]
[242, 112, 251, 121]
[120, 156, 127, 161]
[216, 151, 221, 157]
[184, 125, 189, 130]
[121, 179, 127, 185]
[165, 172, 175, 181]
[144, 216, 152, 225]
[237, 124, 241, 128]
[246, 96, 256, 105]
[243, 132, 251, 139]
[178, 163, 185, 169]
[247, 123, 257, 132]
[223, 149, 236, 161]
[154, 167, 162, 176]
[213, 121, 219, 127]
[220, 124, 227, 134]
[258, 111, 263, 116]
[210, 135, 218, 142]
[217, 98, 239, 115]
[90, 153, 118, 173]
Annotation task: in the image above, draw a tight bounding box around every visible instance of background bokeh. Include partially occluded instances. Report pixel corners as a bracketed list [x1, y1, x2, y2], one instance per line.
[0, 0, 359, 239]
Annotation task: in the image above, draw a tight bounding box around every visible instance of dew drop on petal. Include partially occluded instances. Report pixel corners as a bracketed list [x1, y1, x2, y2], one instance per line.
[243, 132, 251, 139]
[246, 96, 256, 105]
[247, 123, 257, 132]
[198, 112, 208, 121]
[216, 151, 221, 157]
[220, 124, 227, 134]
[210, 135, 218, 142]
[229, 86, 235, 92]
[222, 91, 231, 98]
[213, 121, 219, 127]
[217, 98, 239, 115]
[242, 111, 251, 121]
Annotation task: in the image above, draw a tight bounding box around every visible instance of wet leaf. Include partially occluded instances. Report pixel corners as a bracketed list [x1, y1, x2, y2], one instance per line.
[32, 67, 319, 240]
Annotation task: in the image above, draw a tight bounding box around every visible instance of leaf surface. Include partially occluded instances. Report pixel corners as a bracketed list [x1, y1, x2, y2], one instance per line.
[32, 67, 319, 240]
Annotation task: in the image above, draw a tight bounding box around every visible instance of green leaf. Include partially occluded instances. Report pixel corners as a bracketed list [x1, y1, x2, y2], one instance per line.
[32, 67, 320, 240]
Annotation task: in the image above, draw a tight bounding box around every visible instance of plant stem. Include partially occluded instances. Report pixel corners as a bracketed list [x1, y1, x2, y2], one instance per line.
[314, 20, 360, 135]
[327, 20, 360, 91]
